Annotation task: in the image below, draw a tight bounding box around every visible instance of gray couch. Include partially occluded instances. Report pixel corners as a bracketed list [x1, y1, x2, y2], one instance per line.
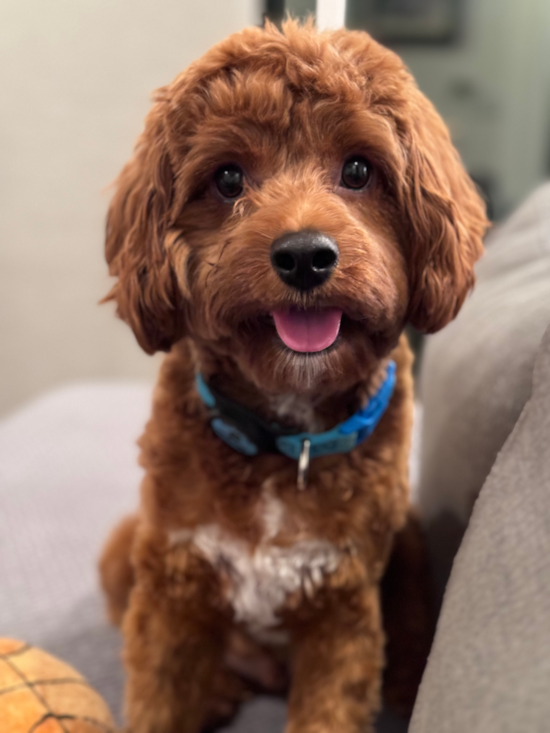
[2, 184, 550, 731]
[411, 182, 550, 731]
[418, 182, 550, 606]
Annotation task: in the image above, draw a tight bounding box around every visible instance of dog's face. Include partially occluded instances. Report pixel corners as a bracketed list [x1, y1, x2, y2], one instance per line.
[105, 21, 487, 395]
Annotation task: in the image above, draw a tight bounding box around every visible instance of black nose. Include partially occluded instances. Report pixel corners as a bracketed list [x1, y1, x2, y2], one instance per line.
[270, 231, 339, 291]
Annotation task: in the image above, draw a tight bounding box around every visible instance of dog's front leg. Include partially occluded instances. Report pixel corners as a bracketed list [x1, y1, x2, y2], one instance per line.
[286, 584, 384, 733]
[122, 534, 227, 733]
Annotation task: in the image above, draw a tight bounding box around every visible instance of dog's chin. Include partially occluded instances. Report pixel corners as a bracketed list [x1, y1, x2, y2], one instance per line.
[234, 314, 386, 395]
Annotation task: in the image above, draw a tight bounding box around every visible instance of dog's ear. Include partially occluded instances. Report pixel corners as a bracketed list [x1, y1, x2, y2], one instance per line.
[398, 92, 488, 333]
[104, 97, 185, 354]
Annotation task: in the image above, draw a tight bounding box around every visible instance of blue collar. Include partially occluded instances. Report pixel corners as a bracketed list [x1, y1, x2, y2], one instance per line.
[195, 361, 396, 461]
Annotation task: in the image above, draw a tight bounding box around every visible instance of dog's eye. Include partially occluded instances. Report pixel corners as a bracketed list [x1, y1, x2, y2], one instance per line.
[341, 157, 371, 189]
[214, 164, 244, 200]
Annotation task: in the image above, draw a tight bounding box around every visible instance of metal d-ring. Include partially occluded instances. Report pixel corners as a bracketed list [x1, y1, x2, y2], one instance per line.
[297, 438, 311, 491]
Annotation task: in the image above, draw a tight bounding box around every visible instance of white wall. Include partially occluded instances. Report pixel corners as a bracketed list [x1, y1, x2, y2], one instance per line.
[0, 0, 261, 416]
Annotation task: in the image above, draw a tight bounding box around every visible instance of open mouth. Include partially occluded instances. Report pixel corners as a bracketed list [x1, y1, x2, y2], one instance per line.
[271, 307, 343, 353]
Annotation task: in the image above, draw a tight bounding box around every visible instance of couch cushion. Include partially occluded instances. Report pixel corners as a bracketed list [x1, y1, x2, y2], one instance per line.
[418, 183, 550, 596]
[411, 321, 550, 733]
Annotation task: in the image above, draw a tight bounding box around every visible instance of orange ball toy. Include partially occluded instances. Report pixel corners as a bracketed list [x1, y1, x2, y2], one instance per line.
[0, 639, 116, 732]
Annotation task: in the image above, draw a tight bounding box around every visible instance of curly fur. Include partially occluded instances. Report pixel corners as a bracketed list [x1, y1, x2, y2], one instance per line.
[100, 19, 487, 733]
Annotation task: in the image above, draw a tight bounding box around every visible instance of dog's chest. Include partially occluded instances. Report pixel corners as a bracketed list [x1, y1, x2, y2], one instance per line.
[169, 491, 342, 644]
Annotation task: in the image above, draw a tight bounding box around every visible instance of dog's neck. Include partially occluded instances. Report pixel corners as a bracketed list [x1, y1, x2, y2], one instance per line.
[185, 341, 389, 434]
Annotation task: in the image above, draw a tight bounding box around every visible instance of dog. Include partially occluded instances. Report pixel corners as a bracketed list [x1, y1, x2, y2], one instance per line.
[99, 19, 487, 733]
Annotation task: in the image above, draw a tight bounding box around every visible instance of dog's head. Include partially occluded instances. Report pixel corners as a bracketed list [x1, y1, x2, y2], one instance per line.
[105, 21, 487, 394]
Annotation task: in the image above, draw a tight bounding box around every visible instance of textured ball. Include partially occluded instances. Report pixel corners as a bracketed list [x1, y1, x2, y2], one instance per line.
[0, 639, 116, 732]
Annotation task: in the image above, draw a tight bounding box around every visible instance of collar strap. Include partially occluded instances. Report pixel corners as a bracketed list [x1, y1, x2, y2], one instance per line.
[196, 361, 396, 460]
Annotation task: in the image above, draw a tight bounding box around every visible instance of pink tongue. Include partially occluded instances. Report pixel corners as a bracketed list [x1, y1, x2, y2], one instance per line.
[271, 308, 342, 353]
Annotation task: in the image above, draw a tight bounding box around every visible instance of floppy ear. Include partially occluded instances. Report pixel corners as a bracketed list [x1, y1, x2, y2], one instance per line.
[104, 95, 185, 354]
[399, 92, 488, 333]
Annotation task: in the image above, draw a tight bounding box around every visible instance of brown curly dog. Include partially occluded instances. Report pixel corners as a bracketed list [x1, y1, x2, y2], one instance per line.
[99, 19, 487, 733]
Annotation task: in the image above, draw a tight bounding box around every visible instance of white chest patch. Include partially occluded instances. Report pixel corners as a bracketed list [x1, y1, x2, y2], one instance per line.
[169, 492, 342, 644]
